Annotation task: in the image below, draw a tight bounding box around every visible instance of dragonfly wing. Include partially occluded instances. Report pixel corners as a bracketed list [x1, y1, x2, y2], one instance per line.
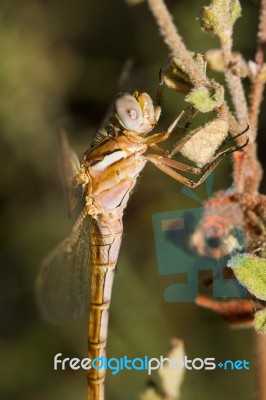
[58, 129, 84, 215]
[91, 59, 138, 146]
[37, 213, 90, 323]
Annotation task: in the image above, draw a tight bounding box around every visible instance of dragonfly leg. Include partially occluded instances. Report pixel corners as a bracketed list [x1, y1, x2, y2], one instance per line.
[146, 138, 248, 188]
[145, 107, 197, 156]
[144, 110, 186, 146]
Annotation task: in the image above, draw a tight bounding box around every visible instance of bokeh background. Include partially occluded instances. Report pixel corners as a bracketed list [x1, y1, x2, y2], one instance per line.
[0, 0, 265, 399]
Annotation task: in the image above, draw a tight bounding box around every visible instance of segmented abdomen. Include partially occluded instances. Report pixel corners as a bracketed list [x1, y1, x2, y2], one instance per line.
[88, 216, 122, 400]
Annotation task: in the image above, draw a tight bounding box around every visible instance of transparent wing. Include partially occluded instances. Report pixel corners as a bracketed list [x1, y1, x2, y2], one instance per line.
[91, 59, 137, 146]
[58, 129, 84, 215]
[36, 211, 90, 323]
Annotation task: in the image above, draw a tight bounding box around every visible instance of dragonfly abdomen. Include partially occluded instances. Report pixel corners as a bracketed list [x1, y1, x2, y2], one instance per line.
[88, 216, 123, 400]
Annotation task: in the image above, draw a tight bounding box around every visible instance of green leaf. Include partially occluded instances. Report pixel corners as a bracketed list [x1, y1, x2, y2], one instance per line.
[228, 254, 266, 301]
[254, 308, 266, 334]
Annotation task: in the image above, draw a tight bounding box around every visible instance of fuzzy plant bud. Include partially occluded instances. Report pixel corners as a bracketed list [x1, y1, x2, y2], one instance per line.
[185, 83, 224, 112]
[200, 0, 242, 43]
[205, 49, 225, 72]
[228, 254, 266, 301]
[179, 117, 229, 167]
[161, 54, 206, 94]
[205, 49, 247, 77]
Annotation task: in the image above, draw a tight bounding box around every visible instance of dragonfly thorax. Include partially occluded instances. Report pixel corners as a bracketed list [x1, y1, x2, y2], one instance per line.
[79, 134, 148, 217]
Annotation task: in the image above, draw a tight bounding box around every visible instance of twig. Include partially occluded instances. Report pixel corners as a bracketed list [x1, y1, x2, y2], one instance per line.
[220, 8, 249, 130]
[146, 0, 239, 134]
[214, 1, 250, 192]
[222, 44, 249, 128]
[249, 0, 266, 136]
[235, 0, 266, 193]
[196, 294, 260, 327]
[146, 0, 208, 87]
[240, 0, 266, 193]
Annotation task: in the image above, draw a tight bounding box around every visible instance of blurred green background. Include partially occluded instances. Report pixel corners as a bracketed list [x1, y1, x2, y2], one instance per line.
[0, 0, 265, 399]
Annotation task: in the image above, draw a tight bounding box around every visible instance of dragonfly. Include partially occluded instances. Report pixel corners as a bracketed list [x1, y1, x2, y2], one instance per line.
[37, 83, 248, 400]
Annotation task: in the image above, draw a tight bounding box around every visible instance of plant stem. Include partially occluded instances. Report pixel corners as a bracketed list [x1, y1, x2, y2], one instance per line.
[222, 36, 251, 192]
[216, 0, 251, 192]
[241, 0, 266, 193]
[249, 0, 266, 136]
[222, 40, 249, 129]
[218, 0, 249, 129]
[147, 0, 209, 87]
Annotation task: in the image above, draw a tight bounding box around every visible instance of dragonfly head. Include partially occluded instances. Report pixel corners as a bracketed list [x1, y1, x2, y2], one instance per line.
[115, 91, 161, 135]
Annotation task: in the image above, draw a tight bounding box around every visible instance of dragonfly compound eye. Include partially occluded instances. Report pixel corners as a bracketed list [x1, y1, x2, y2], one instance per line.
[138, 92, 155, 119]
[115, 94, 143, 132]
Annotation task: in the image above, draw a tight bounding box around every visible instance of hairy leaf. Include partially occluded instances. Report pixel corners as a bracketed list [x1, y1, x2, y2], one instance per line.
[228, 254, 266, 301]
